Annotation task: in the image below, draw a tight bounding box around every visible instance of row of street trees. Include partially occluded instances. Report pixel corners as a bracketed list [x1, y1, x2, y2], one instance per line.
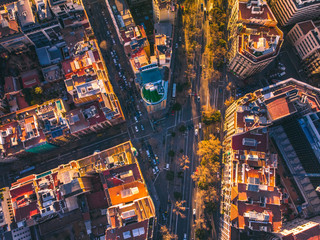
[193, 135, 222, 239]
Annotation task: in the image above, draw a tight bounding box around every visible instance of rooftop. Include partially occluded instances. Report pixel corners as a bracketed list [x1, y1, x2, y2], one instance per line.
[16, 0, 35, 28]
[298, 20, 316, 35]
[236, 0, 283, 62]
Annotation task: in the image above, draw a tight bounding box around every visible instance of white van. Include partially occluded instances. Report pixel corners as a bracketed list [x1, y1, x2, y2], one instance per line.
[165, 163, 169, 170]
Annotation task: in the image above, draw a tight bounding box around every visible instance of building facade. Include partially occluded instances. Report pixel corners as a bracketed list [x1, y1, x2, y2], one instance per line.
[269, 0, 320, 26]
[287, 20, 320, 78]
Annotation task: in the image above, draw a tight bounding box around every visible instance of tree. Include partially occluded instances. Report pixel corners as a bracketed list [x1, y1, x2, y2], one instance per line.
[224, 96, 234, 107]
[168, 150, 175, 157]
[160, 226, 176, 240]
[99, 40, 108, 50]
[179, 125, 187, 133]
[172, 103, 181, 111]
[174, 191, 182, 200]
[202, 107, 221, 125]
[34, 87, 43, 95]
[195, 228, 207, 240]
[173, 200, 186, 218]
[166, 170, 174, 181]
[177, 155, 190, 170]
[197, 134, 221, 161]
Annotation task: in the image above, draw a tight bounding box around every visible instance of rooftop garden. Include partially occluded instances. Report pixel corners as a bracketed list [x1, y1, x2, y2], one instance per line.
[142, 87, 163, 103]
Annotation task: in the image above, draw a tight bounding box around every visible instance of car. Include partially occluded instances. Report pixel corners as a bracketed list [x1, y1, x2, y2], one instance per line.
[139, 111, 142, 116]
[135, 126, 139, 132]
[152, 159, 157, 167]
[199, 123, 202, 129]
[154, 166, 160, 173]
[152, 168, 156, 175]
[179, 36, 182, 42]
[146, 150, 151, 158]
[113, 59, 117, 64]
[193, 208, 196, 215]
[112, 39, 115, 44]
[141, 124, 144, 130]
[165, 163, 170, 170]
[123, 76, 127, 81]
[93, 150, 101, 155]
[197, 96, 200, 102]
[278, 71, 286, 77]
[183, 233, 187, 240]
[175, 43, 178, 49]
[119, 72, 122, 77]
[195, 129, 198, 136]
[134, 116, 138, 122]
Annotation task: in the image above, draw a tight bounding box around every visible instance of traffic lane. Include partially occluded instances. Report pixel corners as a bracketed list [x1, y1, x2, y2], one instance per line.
[177, 130, 197, 239]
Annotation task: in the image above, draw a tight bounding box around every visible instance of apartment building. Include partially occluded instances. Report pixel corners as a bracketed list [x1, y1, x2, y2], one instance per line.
[287, 20, 320, 78]
[4, 141, 155, 239]
[227, 0, 283, 80]
[269, 0, 320, 26]
[107, 0, 172, 113]
[221, 78, 320, 239]
[0, 0, 124, 158]
[152, 0, 175, 24]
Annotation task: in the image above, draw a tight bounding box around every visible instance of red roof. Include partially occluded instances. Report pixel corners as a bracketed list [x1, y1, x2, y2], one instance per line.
[266, 96, 295, 120]
[10, 183, 34, 200]
[298, 20, 316, 35]
[16, 92, 29, 110]
[83, 102, 106, 126]
[232, 131, 268, 152]
[93, 50, 100, 62]
[14, 201, 39, 222]
[86, 191, 108, 210]
[21, 70, 40, 89]
[4, 77, 20, 93]
[283, 224, 320, 240]
[62, 59, 74, 76]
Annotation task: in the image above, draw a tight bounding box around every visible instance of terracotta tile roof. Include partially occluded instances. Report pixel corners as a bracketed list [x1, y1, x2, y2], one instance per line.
[231, 204, 238, 221]
[266, 97, 294, 120]
[231, 186, 238, 201]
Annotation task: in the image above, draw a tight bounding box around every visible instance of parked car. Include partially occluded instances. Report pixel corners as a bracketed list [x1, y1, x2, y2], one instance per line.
[141, 124, 144, 131]
[154, 166, 160, 173]
[146, 150, 151, 158]
[135, 126, 139, 132]
[195, 128, 198, 136]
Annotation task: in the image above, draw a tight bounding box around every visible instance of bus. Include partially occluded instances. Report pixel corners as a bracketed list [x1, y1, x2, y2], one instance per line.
[20, 166, 35, 175]
[172, 83, 176, 99]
